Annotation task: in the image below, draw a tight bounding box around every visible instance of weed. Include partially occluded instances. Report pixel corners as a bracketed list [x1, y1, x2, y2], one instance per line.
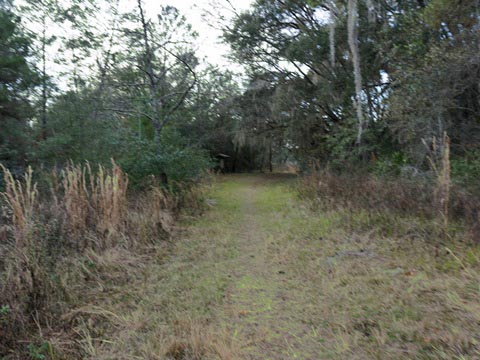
[298, 162, 479, 242]
[0, 305, 10, 316]
[0, 162, 199, 358]
[27, 341, 51, 360]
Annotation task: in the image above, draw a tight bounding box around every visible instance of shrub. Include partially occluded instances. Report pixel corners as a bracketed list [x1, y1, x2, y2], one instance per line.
[118, 130, 212, 189]
[451, 149, 480, 192]
[373, 151, 410, 177]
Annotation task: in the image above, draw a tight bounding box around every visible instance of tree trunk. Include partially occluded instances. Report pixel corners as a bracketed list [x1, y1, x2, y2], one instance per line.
[41, 18, 47, 140]
[328, 0, 336, 68]
[91, 0, 120, 123]
[366, 0, 375, 23]
[137, 0, 161, 144]
[329, 21, 335, 68]
[269, 140, 273, 173]
[232, 147, 238, 173]
[347, 0, 365, 147]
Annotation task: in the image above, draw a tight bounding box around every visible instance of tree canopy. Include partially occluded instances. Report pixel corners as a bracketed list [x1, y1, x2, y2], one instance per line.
[0, 0, 478, 184]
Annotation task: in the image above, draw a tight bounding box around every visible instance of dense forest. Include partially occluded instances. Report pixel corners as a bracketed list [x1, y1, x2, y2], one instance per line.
[1, 0, 479, 358]
[1, 0, 478, 181]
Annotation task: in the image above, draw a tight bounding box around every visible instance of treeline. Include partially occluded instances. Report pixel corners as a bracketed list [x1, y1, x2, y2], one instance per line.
[223, 0, 480, 187]
[1, 1, 480, 181]
[0, 0, 262, 187]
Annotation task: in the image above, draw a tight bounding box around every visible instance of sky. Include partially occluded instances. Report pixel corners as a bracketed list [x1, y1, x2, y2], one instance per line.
[16, 0, 255, 89]
[127, 0, 255, 69]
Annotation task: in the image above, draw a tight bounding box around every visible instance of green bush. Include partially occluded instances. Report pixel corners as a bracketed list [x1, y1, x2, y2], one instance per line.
[451, 149, 480, 190]
[373, 151, 410, 177]
[119, 129, 213, 189]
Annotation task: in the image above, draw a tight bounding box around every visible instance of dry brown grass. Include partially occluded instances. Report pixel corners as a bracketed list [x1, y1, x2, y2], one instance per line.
[0, 165, 47, 355]
[73, 173, 478, 359]
[0, 161, 195, 359]
[4, 168, 477, 358]
[161, 318, 239, 360]
[299, 164, 479, 243]
[0, 165, 37, 248]
[60, 161, 129, 249]
[252, 174, 480, 358]
[425, 132, 452, 235]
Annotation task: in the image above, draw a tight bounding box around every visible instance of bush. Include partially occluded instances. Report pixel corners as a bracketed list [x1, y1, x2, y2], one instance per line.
[451, 149, 480, 191]
[373, 151, 410, 177]
[118, 130, 212, 189]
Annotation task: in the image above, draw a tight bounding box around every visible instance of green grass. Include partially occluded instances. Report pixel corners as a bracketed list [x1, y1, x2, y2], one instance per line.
[74, 174, 480, 359]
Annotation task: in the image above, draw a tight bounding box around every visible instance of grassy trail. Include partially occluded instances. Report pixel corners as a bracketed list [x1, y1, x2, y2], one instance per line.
[212, 174, 324, 359]
[91, 174, 480, 359]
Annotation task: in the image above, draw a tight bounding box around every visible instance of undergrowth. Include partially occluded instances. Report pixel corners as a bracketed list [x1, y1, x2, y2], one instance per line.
[0, 161, 206, 359]
[298, 169, 480, 244]
[291, 173, 480, 358]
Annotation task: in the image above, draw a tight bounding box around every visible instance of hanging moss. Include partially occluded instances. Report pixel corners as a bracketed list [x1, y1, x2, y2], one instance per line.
[347, 0, 364, 146]
[328, 0, 337, 68]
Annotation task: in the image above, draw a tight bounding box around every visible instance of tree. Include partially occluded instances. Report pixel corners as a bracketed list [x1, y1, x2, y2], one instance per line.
[19, 0, 58, 139]
[223, 0, 480, 171]
[347, 0, 364, 146]
[389, 0, 480, 163]
[117, 2, 198, 143]
[0, 4, 38, 169]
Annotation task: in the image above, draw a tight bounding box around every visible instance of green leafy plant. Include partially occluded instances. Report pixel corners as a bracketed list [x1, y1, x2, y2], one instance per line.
[374, 152, 410, 177]
[27, 341, 50, 360]
[0, 305, 10, 316]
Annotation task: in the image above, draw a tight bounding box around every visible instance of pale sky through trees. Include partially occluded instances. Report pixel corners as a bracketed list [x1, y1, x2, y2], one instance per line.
[18, 0, 254, 88]
[148, 0, 254, 67]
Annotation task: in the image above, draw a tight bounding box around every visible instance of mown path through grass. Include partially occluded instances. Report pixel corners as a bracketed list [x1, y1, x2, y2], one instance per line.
[212, 174, 325, 359]
[92, 174, 480, 359]
[93, 174, 329, 359]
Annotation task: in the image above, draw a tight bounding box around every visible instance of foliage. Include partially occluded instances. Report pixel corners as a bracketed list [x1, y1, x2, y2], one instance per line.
[0, 6, 38, 169]
[451, 149, 480, 192]
[373, 152, 410, 177]
[119, 129, 213, 188]
[223, 0, 480, 185]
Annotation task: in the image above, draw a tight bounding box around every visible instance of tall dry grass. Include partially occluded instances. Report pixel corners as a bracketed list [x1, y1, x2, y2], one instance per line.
[60, 161, 129, 249]
[299, 143, 479, 243]
[1, 165, 47, 356]
[425, 132, 451, 234]
[0, 165, 37, 249]
[0, 161, 190, 358]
